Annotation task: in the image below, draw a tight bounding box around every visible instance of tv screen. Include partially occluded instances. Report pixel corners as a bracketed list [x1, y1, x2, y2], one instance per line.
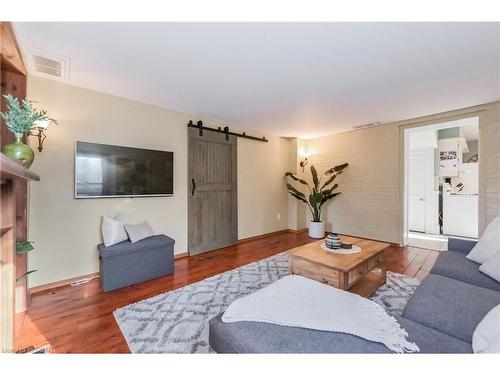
[75, 141, 173, 198]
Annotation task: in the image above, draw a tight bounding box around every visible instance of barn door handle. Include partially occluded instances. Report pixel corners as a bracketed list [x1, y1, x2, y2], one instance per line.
[191, 178, 196, 196]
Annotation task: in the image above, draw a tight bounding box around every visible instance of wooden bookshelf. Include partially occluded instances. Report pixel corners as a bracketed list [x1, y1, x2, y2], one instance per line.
[0, 154, 40, 181]
[0, 21, 37, 353]
[0, 156, 39, 352]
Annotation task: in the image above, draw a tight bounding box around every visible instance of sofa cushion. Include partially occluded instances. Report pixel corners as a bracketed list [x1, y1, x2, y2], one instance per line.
[447, 238, 477, 255]
[208, 313, 472, 353]
[98, 234, 175, 258]
[479, 251, 500, 284]
[466, 216, 500, 264]
[473, 304, 500, 353]
[431, 251, 500, 291]
[402, 274, 500, 343]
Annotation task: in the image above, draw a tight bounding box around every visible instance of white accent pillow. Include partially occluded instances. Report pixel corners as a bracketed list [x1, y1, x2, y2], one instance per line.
[124, 221, 155, 243]
[467, 216, 500, 264]
[479, 250, 500, 283]
[472, 305, 500, 353]
[101, 216, 128, 247]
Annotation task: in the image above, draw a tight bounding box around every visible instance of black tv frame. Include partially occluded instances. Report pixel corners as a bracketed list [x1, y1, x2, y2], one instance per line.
[74, 140, 174, 199]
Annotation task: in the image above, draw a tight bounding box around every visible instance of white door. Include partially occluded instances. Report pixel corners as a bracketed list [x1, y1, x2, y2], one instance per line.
[409, 151, 426, 232]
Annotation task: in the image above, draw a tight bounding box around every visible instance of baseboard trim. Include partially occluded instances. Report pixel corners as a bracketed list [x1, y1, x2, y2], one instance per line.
[237, 229, 291, 244]
[177, 229, 302, 258]
[174, 252, 189, 260]
[30, 272, 100, 295]
[287, 228, 308, 234]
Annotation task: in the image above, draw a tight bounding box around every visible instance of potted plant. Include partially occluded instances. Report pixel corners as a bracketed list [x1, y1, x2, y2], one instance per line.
[285, 162, 348, 238]
[16, 240, 37, 282]
[0, 94, 56, 168]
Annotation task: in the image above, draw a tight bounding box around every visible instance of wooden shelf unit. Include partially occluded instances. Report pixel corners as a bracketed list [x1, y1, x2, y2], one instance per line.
[1, 21, 37, 353]
[0, 155, 39, 351]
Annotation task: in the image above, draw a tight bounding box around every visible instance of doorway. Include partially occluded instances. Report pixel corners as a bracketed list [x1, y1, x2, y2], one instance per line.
[404, 117, 479, 251]
[188, 128, 238, 255]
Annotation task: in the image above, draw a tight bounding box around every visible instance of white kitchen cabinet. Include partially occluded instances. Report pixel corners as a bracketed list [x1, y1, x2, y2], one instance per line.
[439, 138, 468, 177]
[442, 193, 478, 238]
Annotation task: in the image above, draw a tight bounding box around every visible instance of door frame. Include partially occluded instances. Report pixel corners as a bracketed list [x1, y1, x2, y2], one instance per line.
[187, 127, 238, 255]
[408, 148, 439, 234]
[401, 116, 480, 246]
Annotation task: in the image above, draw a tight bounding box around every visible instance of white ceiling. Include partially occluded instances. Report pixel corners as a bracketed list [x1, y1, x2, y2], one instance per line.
[13, 22, 500, 138]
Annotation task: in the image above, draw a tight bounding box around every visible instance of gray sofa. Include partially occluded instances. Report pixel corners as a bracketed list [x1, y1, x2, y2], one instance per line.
[209, 238, 500, 353]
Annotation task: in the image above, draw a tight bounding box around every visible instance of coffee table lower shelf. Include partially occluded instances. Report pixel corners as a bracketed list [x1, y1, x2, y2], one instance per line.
[347, 271, 386, 297]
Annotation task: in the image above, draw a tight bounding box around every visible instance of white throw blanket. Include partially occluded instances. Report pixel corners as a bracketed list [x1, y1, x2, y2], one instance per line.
[222, 275, 420, 353]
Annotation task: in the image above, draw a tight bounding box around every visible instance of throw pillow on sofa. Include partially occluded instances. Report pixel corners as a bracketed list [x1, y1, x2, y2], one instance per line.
[479, 251, 500, 283]
[124, 221, 155, 243]
[467, 216, 500, 264]
[102, 216, 128, 247]
[472, 304, 500, 353]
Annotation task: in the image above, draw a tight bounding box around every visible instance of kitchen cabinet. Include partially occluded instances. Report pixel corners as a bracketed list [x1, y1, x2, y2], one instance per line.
[439, 138, 468, 177]
[442, 193, 478, 238]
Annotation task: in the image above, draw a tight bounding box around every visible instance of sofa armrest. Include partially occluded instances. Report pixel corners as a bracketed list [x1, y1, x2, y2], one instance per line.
[447, 238, 477, 255]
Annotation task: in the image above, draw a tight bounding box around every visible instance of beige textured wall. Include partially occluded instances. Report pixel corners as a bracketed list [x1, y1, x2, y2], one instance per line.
[478, 103, 500, 229]
[303, 125, 401, 243]
[27, 77, 292, 287]
[300, 101, 499, 244]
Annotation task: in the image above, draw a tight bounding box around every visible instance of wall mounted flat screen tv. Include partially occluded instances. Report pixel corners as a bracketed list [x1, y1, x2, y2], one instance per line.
[75, 141, 174, 198]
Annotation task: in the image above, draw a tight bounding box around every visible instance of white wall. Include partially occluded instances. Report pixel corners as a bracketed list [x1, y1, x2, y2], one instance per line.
[27, 77, 293, 287]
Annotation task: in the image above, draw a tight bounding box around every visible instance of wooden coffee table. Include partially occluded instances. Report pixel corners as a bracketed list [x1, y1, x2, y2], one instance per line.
[288, 235, 389, 297]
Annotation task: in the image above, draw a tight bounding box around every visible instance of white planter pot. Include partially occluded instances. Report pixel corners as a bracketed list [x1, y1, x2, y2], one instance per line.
[308, 221, 325, 239]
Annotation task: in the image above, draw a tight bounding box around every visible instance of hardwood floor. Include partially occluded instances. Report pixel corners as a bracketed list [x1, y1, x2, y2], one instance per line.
[15, 231, 439, 353]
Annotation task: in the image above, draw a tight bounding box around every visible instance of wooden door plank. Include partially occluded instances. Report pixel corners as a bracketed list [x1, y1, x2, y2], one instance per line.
[188, 128, 238, 255]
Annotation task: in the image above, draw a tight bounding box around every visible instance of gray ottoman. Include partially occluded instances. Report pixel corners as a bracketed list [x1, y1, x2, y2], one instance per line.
[98, 234, 175, 292]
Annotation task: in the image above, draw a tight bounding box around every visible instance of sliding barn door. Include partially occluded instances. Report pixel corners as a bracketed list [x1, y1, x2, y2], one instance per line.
[188, 128, 237, 255]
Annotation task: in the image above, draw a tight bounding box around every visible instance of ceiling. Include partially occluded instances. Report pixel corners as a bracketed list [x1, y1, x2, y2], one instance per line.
[13, 22, 500, 138]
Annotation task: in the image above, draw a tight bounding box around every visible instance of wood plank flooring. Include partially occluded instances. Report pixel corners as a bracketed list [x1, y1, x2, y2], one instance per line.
[15, 231, 439, 353]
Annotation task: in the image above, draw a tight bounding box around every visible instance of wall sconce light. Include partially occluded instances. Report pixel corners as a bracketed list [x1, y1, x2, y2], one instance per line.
[299, 148, 312, 172]
[299, 157, 309, 172]
[30, 119, 51, 152]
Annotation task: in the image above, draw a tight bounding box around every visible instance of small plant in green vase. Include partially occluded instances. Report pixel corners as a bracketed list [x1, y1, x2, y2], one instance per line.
[0, 94, 57, 168]
[285, 162, 348, 238]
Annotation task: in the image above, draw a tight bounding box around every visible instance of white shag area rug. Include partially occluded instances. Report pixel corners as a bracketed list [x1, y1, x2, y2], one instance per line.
[114, 252, 420, 353]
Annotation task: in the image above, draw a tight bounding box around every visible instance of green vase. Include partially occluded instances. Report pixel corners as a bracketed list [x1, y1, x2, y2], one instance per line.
[2, 133, 35, 169]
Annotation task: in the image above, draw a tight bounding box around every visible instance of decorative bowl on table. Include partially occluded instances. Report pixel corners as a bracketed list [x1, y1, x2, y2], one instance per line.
[325, 233, 342, 249]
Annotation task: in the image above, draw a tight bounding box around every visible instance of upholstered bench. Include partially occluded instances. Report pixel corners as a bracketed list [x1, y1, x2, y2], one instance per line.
[98, 234, 175, 292]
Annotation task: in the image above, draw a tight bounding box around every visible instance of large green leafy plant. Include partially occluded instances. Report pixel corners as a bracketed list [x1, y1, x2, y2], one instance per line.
[0, 94, 56, 135]
[285, 163, 348, 222]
